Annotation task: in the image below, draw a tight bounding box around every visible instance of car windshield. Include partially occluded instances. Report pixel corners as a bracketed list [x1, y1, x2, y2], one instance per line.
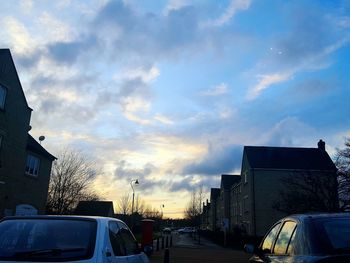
[316, 217, 350, 251]
[0, 218, 97, 262]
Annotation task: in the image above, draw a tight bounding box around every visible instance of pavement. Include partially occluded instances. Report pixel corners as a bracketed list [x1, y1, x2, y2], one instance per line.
[150, 233, 251, 263]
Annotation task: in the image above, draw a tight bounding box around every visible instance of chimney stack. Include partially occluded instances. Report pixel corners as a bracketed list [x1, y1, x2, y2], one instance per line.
[318, 139, 325, 151]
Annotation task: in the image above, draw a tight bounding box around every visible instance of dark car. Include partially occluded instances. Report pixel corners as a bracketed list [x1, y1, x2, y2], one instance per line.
[244, 213, 350, 263]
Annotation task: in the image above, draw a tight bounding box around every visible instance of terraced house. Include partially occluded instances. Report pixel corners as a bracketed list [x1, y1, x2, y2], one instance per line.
[202, 140, 339, 237]
[0, 49, 56, 217]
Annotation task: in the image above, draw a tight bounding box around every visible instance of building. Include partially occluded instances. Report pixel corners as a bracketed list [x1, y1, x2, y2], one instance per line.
[208, 188, 220, 231]
[0, 49, 56, 217]
[219, 174, 240, 232]
[203, 140, 338, 237]
[75, 201, 115, 217]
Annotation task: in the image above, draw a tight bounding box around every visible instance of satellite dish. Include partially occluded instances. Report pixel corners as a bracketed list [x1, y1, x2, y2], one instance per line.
[39, 136, 45, 144]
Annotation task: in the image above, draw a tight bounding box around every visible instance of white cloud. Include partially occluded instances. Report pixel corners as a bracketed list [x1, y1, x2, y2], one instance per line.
[1, 16, 34, 55]
[115, 66, 160, 83]
[20, 0, 33, 14]
[38, 12, 73, 42]
[203, 0, 251, 27]
[246, 72, 292, 100]
[201, 83, 229, 96]
[163, 0, 189, 14]
[154, 114, 174, 125]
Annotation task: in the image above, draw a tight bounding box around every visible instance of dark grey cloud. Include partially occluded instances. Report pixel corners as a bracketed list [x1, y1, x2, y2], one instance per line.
[183, 144, 243, 175]
[47, 35, 98, 64]
[169, 176, 220, 192]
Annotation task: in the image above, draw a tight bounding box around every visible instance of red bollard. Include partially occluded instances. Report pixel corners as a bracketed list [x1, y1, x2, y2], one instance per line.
[141, 219, 155, 256]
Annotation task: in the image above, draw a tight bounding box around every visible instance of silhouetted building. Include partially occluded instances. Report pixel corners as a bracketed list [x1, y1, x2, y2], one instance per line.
[203, 140, 338, 237]
[75, 201, 114, 217]
[0, 49, 56, 217]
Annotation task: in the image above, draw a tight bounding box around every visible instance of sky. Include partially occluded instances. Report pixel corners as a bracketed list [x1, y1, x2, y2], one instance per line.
[1, 0, 350, 218]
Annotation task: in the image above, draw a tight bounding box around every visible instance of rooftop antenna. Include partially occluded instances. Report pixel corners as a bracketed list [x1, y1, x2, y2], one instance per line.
[39, 135, 45, 145]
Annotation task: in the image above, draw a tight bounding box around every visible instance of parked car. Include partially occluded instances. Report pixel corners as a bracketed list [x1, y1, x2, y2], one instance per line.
[244, 213, 350, 263]
[178, 227, 196, 234]
[162, 227, 171, 234]
[0, 216, 150, 263]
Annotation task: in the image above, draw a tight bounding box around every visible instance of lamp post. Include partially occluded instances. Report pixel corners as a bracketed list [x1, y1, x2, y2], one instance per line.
[130, 179, 139, 215]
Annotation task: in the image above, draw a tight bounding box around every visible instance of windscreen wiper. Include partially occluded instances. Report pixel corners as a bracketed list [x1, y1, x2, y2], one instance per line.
[14, 247, 85, 257]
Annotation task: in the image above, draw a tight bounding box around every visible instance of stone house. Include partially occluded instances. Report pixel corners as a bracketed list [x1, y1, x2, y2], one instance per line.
[203, 140, 338, 237]
[0, 49, 55, 217]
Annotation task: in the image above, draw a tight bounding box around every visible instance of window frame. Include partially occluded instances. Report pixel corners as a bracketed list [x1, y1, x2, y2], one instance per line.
[260, 222, 282, 254]
[25, 154, 40, 177]
[0, 84, 7, 110]
[273, 220, 297, 255]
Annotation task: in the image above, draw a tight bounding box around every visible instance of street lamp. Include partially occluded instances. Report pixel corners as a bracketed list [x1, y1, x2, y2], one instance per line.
[130, 179, 139, 215]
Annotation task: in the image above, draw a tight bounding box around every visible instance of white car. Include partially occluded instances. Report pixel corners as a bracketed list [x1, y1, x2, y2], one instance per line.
[0, 215, 150, 263]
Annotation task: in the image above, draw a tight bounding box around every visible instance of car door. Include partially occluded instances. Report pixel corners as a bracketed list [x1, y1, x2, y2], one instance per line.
[250, 221, 297, 263]
[107, 221, 129, 263]
[250, 222, 282, 263]
[116, 221, 149, 263]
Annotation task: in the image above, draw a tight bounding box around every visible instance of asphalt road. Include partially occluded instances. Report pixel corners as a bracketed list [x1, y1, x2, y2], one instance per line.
[151, 233, 251, 263]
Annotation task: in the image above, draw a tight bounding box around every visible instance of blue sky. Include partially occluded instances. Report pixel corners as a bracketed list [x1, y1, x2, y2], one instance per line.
[1, 0, 350, 217]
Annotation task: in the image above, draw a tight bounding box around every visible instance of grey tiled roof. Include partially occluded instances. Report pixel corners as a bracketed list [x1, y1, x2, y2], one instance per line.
[244, 146, 336, 171]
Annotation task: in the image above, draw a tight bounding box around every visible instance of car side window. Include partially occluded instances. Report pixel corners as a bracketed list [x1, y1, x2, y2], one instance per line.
[273, 221, 297, 255]
[108, 221, 126, 256]
[286, 226, 297, 254]
[117, 222, 139, 255]
[261, 223, 281, 253]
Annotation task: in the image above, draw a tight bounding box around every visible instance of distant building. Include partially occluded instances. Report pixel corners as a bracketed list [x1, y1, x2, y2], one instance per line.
[219, 174, 240, 232]
[208, 188, 220, 231]
[0, 49, 56, 217]
[203, 140, 338, 237]
[75, 201, 115, 217]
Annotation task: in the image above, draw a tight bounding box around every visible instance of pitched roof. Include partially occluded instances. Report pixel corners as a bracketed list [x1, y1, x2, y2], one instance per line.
[221, 174, 241, 190]
[0, 49, 32, 111]
[27, 134, 56, 161]
[210, 188, 220, 200]
[244, 146, 336, 171]
[75, 201, 114, 217]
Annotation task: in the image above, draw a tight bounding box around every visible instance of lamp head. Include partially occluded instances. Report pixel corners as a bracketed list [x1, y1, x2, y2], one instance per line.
[135, 179, 139, 185]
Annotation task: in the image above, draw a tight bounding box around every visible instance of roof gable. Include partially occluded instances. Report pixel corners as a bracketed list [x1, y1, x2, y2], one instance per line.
[210, 188, 220, 200]
[244, 146, 336, 171]
[27, 134, 56, 161]
[220, 174, 241, 190]
[0, 49, 32, 110]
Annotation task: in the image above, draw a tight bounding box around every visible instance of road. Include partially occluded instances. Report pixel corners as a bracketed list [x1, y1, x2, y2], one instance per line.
[151, 233, 251, 263]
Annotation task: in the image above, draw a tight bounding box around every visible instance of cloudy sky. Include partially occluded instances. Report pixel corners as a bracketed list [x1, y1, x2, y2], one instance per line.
[1, 0, 350, 218]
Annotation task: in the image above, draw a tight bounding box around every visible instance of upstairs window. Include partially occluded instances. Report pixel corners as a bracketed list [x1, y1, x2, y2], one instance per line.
[0, 85, 7, 110]
[25, 155, 40, 177]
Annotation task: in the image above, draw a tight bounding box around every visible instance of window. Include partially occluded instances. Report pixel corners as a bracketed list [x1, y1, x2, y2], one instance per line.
[0, 218, 97, 261]
[273, 221, 297, 255]
[244, 170, 248, 183]
[243, 195, 249, 213]
[0, 85, 6, 110]
[117, 222, 139, 255]
[109, 222, 126, 256]
[261, 223, 281, 253]
[25, 155, 40, 177]
[108, 221, 139, 257]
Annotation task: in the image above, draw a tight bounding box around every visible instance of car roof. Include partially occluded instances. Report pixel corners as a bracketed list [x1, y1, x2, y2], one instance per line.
[283, 212, 350, 222]
[1, 215, 125, 223]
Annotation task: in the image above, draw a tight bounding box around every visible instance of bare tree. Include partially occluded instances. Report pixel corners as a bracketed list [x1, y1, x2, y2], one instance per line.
[117, 193, 131, 215]
[273, 171, 339, 214]
[134, 195, 146, 215]
[335, 137, 350, 210]
[184, 186, 204, 225]
[143, 205, 162, 219]
[46, 148, 100, 214]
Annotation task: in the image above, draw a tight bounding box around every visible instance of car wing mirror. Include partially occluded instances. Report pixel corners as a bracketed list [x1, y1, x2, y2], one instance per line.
[244, 244, 255, 254]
